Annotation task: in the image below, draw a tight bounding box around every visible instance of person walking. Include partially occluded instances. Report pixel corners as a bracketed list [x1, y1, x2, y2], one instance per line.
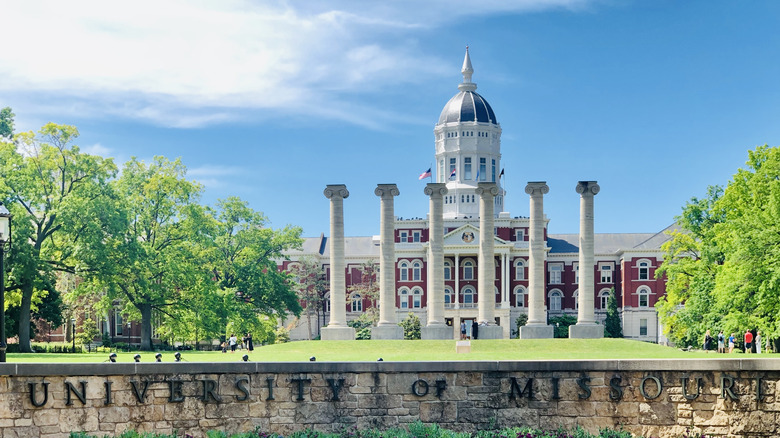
[703, 330, 713, 352]
[728, 333, 735, 353]
[460, 321, 467, 340]
[717, 330, 725, 353]
[228, 333, 238, 353]
[756, 331, 762, 354]
[744, 330, 753, 354]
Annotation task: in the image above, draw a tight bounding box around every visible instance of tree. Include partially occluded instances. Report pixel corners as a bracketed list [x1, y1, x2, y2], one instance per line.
[347, 261, 380, 324]
[76, 156, 205, 350]
[399, 312, 421, 340]
[513, 313, 528, 338]
[0, 123, 117, 352]
[604, 288, 623, 338]
[658, 145, 780, 348]
[0, 107, 14, 140]
[292, 257, 328, 340]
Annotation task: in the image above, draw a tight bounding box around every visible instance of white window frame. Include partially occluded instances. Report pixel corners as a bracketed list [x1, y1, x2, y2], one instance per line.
[637, 259, 652, 281]
[462, 286, 476, 308]
[400, 231, 408, 243]
[599, 263, 613, 283]
[515, 229, 525, 242]
[514, 259, 526, 281]
[444, 260, 452, 280]
[548, 264, 563, 284]
[513, 285, 527, 308]
[549, 289, 562, 311]
[462, 259, 475, 280]
[637, 286, 651, 308]
[412, 261, 422, 282]
[399, 288, 410, 309]
[412, 287, 423, 309]
[573, 290, 579, 310]
[444, 287, 454, 308]
[413, 231, 421, 243]
[398, 260, 410, 282]
[599, 288, 611, 310]
[639, 318, 648, 336]
[350, 293, 363, 312]
[573, 262, 579, 284]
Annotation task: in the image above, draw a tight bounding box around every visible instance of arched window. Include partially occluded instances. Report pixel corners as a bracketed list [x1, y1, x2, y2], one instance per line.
[637, 286, 651, 307]
[637, 259, 651, 280]
[350, 293, 362, 312]
[444, 260, 452, 280]
[573, 290, 579, 310]
[599, 289, 612, 309]
[462, 286, 475, 308]
[399, 260, 410, 282]
[444, 287, 454, 308]
[514, 286, 527, 308]
[549, 289, 562, 311]
[399, 288, 410, 309]
[514, 259, 526, 281]
[412, 261, 422, 282]
[462, 259, 475, 280]
[323, 293, 331, 313]
[412, 287, 423, 308]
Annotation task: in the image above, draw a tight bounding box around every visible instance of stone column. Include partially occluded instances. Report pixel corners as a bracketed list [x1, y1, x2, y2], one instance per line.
[475, 182, 503, 339]
[321, 184, 356, 340]
[371, 184, 404, 340]
[454, 254, 460, 309]
[520, 182, 553, 339]
[422, 183, 451, 340]
[570, 181, 604, 339]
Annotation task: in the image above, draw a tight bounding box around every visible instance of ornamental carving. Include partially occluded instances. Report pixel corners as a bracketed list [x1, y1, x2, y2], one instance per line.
[525, 182, 550, 196]
[375, 184, 400, 198]
[575, 181, 600, 196]
[324, 184, 350, 199]
[424, 183, 448, 197]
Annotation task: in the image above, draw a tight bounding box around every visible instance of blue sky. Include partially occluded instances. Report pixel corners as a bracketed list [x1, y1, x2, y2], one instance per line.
[2, 1, 779, 237]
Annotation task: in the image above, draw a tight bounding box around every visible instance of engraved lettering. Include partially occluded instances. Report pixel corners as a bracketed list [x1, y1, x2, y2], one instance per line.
[65, 381, 87, 406]
[290, 378, 310, 401]
[235, 377, 250, 401]
[721, 375, 738, 401]
[29, 382, 49, 407]
[509, 377, 533, 400]
[412, 379, 429, 397]
[551, 377, 560, 400]
[640, 376, 662, 400]
[681, 376, 701, 401]
[168, 380, 185, 402]
[326, 378, 345, 401]
[577, 375, 591, 400]
[266, 377, 275, 401]
[435, 379, 447, 399]
[609, 375, 623, 401]
[130, 380, 151, 403]
[104, 381, 113, 405]
[200, 379, 222, 403]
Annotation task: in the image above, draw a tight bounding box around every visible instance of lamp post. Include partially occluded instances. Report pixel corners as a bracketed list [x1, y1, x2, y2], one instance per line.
[0, 203, 12, 362]
[71, 318, 76, 352]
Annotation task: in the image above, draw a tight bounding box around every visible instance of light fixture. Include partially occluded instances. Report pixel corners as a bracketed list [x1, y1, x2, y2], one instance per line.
[174, 352, 182, 362]
[309, 356, 316, 362]
[377, 358, 383, 361]
[133, 354, 141, 363]
[109, 353, 117, 363]
[242, 354, 249, 362]
[155, 353, 162, 362]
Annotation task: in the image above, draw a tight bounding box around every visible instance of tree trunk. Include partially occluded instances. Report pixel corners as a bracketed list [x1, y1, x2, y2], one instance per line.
[140, 303, 153, 350]
[306, 306, 312, 340]
[18, 283, 34, 352]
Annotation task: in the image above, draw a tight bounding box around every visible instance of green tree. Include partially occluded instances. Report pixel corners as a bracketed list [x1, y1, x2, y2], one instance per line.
[604, 288, 623, 338]
[513, 314, 528, 338]
[347, 261, 379, 324]
[0, 123, 116, 352]
[292, 257, 328, 340]
[399, 312, 421, 340]
[549, 315, 577, 338]
[0, 107, 14, 139]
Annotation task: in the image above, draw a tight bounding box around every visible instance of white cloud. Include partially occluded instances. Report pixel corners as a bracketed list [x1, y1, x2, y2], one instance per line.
[0, 0, 597, 128]
[80, 142, 112, 157]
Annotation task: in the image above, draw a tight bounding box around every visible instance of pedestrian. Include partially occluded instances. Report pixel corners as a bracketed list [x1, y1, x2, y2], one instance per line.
[728, 333, 735, 353]
[703, 330, 713, 352]
[472, 320, 479, 340]
[229, 333, 237, 353]
[246, 333, 254, 352]
[756, 331, 762, 354]
[460, 321, 466, 340]
[744, 330, 753, 354]
[220, 341, 227, 353]
[717, 330, 725, 353]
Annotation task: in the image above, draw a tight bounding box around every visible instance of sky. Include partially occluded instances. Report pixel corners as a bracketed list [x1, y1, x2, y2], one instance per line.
[2, 0, 779, 238]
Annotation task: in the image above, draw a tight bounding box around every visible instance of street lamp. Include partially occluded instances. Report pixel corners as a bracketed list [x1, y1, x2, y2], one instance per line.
[0, 202, 11, 363]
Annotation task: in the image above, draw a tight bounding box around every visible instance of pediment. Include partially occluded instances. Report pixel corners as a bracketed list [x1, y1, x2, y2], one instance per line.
[443, 224, 507, 247]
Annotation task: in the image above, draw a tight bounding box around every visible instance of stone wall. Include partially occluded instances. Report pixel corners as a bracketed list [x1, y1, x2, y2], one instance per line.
[0, 359, 778, 438]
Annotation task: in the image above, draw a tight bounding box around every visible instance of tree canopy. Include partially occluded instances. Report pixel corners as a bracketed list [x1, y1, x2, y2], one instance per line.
[657, 145, 780, 348]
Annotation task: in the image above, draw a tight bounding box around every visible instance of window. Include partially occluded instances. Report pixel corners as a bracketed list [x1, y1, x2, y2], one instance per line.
[515, 229, 525, 242]
[573, 290, 579, 310]
[444, 260, 452, 280]
[463, 260, 474, 280]
[464, 157, 472, 180]
[573, 263, 579, 284]
[449, 158, 456, 179]
[549, 264, 563, 284]
[412, 231, 421, 243]
[351, 293, 362, 312]
[640, 318, 648, 336]
[399, 262, 409, 281]
[115, 310, 123, 336]
[479, 158, 487, 181]
[514, 286, 527, 307]
[638, 286, 651, 307]
[600, 264, 613, 283]
[400, 231, 408, 242]
[439, 159, 444, 183]
[514, 259, 526, 281]
[323, 293, 330, 312]
[638, 260, 650, 280]
[412, 288, 423, 308]
[444, 287, 454, 308]
[412, 261, 422, 281]
[491, 159, 496, 182]
[462, 286, 475, 308]
[399, 288, 409, 309]
[599, 289, 611, 309]
[549, 290, 562, 311]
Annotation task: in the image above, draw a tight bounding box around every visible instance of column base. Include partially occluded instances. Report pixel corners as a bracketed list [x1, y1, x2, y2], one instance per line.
[320, 326, 356, 340]
[475, 325, 504, 340]
[421, 325, 453, 340]
[519, 324, 554, 339]
[569, 323, 604, 339]
[371, 325, 404, 340]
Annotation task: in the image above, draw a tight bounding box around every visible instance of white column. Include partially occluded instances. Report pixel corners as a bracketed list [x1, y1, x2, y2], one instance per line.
[454, 253, 460, 309]
[422, 183, 451, 340]
[570, 181, 604, 339]
[375, 184, 400, 327]
[321, 184, 356, 340]
[501, 253, 509, 309]
[476, 183, 503, 338]
[520, 182, 553, 339]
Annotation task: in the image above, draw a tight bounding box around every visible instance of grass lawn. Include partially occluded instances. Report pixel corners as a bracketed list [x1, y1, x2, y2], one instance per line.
[5, 338, 774, 363]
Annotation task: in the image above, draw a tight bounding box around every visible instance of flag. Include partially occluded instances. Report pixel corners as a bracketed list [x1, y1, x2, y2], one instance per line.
[499, 168, 505, 178]
[449, 168, 456, 179]
[418, 167, 432, 180]
[475, 169, 480, 181]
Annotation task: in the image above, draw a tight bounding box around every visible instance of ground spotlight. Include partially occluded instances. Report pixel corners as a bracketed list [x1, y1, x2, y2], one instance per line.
[377, 358, 383, 361]
[309, 356, 316, 362]
[242, 354, 249, 362]
[174, 352, 182, 362]
[133, 354, 141, 363]
[108, 353, 117, 363]
[155, 353, 162, 362]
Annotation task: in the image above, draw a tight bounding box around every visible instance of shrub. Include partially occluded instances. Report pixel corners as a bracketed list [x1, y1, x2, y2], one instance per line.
[399, 313, 421, 340]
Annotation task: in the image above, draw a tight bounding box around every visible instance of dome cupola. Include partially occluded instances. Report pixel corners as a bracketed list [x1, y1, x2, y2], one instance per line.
[437, 47, 498, 126]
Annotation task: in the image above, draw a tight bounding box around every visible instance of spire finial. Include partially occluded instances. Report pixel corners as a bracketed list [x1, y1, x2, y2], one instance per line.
[459, 46, 476, 92]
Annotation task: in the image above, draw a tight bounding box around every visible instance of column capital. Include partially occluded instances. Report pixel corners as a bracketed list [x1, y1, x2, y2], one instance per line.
[525, 181, 550, 196]
[576, 181, 600, 196]
[424, 183, 448, 198]
[374, 183, 400, 198]
[324, 184, 349, 199]
[475, 182, 500, 197]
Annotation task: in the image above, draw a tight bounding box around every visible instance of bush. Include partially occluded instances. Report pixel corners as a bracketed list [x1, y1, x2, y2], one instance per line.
[513, 314, 528, 338]
[548, 315, 577, 338]
[273, 327, 289, 344]
[399, 313, 421, 340]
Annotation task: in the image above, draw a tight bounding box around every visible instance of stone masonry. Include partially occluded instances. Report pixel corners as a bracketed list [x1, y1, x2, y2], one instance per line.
[0, 360, 778, 438]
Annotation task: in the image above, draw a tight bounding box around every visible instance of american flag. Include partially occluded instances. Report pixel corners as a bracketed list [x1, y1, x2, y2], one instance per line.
[418, 168, 432, 180]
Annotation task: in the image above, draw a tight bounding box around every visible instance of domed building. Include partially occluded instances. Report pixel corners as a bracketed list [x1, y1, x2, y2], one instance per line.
[283, 49, 672, 342]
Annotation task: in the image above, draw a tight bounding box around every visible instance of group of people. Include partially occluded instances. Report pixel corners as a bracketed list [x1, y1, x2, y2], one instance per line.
[459, 320, 486, 340]
[704, 329, 768, 353]
[221, 333, 254, 353]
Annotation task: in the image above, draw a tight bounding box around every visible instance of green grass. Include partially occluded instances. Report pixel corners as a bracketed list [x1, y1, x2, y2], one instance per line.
[6, 338, 775, 363]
